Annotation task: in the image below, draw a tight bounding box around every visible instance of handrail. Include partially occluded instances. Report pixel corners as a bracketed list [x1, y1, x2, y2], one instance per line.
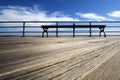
[1, 21, 120, 23]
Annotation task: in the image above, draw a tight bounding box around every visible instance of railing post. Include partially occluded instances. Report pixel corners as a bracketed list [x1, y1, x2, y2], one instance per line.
[89, 22, 92, 37]
[73, 22, 75, 37]
[56, 22, 58, 37]
[23, 22, 25, 37]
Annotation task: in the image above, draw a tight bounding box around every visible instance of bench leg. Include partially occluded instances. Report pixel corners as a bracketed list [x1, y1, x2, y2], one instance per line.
[42, 32, 44, 38]
[104, 32, 106, 37]
[47, 32, 48, 37]
[99, 32, 101, 37]
[99, 28, 106, 37]
[42, 28, 49, 38]
[99, 31, 106, 37]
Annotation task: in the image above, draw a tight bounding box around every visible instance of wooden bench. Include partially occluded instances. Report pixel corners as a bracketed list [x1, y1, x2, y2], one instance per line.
[41, 25, 106, 37]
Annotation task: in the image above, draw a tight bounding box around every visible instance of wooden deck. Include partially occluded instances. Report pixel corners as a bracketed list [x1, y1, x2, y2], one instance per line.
[0, 37, 120, 80]
[80, 47, 120, 80]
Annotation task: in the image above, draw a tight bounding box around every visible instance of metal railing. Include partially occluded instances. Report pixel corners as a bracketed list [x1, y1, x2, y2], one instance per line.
[0, 21, 120, 37]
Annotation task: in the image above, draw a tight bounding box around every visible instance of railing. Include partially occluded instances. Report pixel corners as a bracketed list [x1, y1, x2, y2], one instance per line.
[0, 21, 120, 37]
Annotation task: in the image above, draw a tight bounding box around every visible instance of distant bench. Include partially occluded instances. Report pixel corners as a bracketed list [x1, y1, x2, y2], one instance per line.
[41, 25, 106, 37]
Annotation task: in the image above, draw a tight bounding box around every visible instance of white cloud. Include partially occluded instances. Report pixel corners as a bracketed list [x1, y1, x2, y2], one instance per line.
[76, 13, 108, 21]
[50, 11, 65, 17]
[0, 5, 79, 21]
[0, 5, 80, 33]
[108, 11, 120, 17]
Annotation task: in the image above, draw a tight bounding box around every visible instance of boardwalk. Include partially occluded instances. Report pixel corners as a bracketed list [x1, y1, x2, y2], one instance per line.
[80, 47, 120, 80]
[0, 37, 120, 80]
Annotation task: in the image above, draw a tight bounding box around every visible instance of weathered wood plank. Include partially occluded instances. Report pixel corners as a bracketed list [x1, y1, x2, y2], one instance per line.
[0, 37, 120, 80]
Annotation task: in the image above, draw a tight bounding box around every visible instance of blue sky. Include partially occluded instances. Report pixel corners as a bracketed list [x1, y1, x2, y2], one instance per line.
[0, 0, 120, 21]
[0, 0, 120, 36]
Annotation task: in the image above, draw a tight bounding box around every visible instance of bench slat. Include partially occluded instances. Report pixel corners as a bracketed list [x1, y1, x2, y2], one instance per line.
[41, 25, 106, 28]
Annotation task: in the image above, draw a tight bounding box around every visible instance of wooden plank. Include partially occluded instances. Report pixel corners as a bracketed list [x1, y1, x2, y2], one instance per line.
[81, 47, 120, 80]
